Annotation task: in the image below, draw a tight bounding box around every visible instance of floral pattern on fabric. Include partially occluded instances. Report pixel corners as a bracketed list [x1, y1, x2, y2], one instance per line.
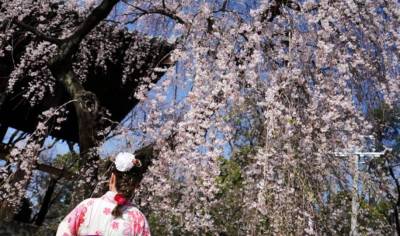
[103, 207, 112, 215]
[66, 202, 87, 235]
[111, 221, 119, 230]
[56, 191, 150, 236]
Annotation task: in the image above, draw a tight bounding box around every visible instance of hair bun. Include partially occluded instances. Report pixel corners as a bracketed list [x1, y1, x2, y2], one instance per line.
[114, 152, 136, 172]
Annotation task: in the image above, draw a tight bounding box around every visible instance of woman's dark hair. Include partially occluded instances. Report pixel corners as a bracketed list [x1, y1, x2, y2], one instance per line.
[109, 162, 143, 218]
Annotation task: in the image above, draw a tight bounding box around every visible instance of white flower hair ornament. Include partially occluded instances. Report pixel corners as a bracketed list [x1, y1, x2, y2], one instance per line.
[114, 152, 142, 172]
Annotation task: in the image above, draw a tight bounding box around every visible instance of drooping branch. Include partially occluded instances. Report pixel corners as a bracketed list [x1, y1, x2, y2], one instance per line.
[0, 143, 75, 179]
[0, 143, 154, 181]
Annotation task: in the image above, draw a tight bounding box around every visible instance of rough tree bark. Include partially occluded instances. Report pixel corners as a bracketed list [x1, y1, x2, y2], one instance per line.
[49, 65, 105, 204]
[45, 0, 120, 205]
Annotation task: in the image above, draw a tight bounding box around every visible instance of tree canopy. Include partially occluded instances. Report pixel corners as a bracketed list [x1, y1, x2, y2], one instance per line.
[0, 0, 399, 235]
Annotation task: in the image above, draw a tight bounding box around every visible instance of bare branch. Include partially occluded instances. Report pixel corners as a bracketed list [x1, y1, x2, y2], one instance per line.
[36, 163, 76, 180]
[123, 1, 187, 26]
[0, 145, 76, 179]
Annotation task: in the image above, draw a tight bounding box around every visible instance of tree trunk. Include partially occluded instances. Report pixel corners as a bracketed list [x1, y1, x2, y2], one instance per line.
[392, 205, 400, 236]
[0, 92, 6, 112]
[50, 67, 105, 206]
[0, 124, 7, 142]
[350, 154, 359, 236]
[34, 178, 58, 226]
[46, 0, 120, 207]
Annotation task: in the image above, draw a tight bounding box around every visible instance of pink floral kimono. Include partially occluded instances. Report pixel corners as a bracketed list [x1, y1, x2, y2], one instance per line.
[56, 191, 150, 236]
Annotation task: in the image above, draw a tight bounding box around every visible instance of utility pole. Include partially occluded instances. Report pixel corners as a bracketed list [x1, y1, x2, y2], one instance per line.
[334, 150, 387, 236]
[351, 153, 359, 236]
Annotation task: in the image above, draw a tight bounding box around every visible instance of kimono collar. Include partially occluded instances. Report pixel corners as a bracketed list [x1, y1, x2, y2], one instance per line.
[103, 191, 118, 203]
[102, 191, 133, 205]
